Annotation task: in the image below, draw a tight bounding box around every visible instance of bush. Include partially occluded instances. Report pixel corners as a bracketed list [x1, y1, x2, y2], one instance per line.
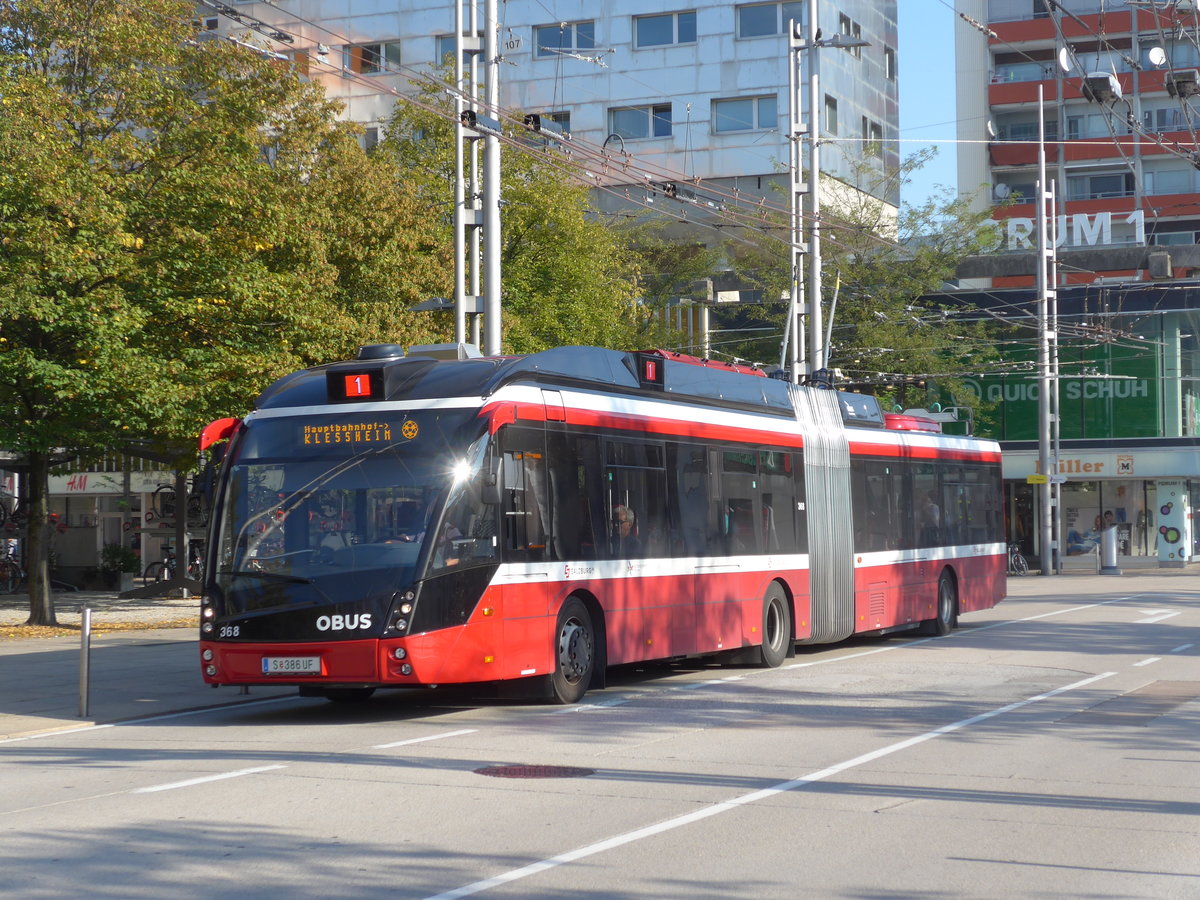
[100, 543, 140, 575]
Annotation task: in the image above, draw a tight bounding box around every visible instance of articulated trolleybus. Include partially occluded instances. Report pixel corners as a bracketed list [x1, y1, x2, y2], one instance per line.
[198, 344, 1006, 703]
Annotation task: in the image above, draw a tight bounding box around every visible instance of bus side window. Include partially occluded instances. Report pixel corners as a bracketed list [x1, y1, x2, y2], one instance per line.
[546, 432, 597, 561]
[671, 444, 709, 556]
[501, 435, 548, 560]
[720, 449, 760, 554]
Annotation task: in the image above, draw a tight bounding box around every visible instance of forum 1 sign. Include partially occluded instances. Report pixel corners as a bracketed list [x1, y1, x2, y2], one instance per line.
[990, 210, 1144, 251]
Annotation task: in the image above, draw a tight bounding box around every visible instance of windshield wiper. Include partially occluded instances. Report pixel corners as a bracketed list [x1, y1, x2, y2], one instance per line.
[223, 569, 314, 585]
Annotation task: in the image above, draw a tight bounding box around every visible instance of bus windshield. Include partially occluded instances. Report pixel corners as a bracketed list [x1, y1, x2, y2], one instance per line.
[211, 409, 489, 614]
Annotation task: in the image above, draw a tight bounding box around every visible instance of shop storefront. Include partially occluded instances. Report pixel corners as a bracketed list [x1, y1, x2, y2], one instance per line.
[1002, 440, 1200, 566]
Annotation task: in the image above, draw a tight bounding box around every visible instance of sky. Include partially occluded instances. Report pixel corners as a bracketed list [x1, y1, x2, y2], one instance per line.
[898, 4, 958, 209]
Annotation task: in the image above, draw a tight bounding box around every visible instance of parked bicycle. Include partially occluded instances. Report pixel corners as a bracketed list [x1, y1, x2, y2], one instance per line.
[0, 548, 24, 594]
[1008, 542, 1030, 576]
[143, 543, 204, 583]
[148, 483, 205, 525]
[0, 491, 28, 533]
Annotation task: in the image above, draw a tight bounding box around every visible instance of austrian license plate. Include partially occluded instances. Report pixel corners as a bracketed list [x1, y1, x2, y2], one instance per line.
[262, 656, 322, 675]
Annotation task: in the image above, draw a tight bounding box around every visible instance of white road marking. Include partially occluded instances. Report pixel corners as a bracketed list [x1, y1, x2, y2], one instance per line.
[1133, 657, 1162, 667]
[1170, 643, 1194, 653]
[1136, 611, 1181, 624]
[374, 729, 477, 749]
[422, 672, 1117, 900]
[134, 764, 287, 794]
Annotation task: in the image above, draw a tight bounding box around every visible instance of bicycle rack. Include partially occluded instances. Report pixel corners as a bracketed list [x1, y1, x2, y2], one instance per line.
[119, 471, 202, 600]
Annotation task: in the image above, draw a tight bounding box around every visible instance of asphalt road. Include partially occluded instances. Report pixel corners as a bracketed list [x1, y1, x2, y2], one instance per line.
[1, 571, 1197, 899]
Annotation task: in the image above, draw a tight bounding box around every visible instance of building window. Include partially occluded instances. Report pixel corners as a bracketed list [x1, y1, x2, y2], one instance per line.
[838, 14, 862, 58]
[435, 33, 483, 64]
[362, 127, 380, 152]
[1145, 166, 1192, 196]
[535, 21, 595, 58]
[609, 103, 672, 139]
[861, 117, 883, 157]
[1153, 230, 1197, 245]
[635, 11, 697, 47]
[884, 46, 896, 80]
[736, 2, 804, 38]
[1144, 106, 1187, 133]
[823, 94, 838, 135]
[1065, 170, 1135, 201]
[713, 96, 777, 133]
[345, 42, 401, 75]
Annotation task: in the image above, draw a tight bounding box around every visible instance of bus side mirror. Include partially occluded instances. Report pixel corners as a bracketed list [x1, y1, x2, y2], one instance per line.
[481, 455, 501, 506]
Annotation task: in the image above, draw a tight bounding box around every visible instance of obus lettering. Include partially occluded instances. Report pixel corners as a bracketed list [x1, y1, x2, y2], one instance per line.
[316, 613, 373, 631]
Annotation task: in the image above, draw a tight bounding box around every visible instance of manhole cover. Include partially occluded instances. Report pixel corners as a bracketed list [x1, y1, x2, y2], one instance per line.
[474, 764, 595, 779]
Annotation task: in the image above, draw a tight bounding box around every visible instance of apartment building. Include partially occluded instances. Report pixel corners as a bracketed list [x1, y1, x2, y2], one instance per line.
[201, 1, 899, 213]
[956, 0, 1200, 287]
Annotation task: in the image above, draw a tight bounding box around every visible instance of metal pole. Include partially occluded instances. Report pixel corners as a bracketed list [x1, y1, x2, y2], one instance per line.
[1049, 180, 1062, 574]
[806, 0, 823, 374]
[785, 18, 807, 383]
[482, 0, 502, 356]
[453, 0, 467, 344]
[79, 607, 91, 717]
[468, 0, 482, 346]
[1036, 85, 1055, 576]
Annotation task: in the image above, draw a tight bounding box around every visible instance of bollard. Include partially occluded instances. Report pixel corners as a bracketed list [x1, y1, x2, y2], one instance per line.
[1100, 526, 1122, 575]
[79, 607, 92, 717]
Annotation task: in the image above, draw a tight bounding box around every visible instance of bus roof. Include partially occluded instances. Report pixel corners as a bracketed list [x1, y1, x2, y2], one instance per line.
[256, 345, 800, 418]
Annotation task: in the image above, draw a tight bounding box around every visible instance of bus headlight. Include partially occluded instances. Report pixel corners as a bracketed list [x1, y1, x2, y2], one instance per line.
[400, 663, 413, 676]
[202, 622, 214, 634]
[202, 649, 214, 661]
[393, 647, 407, 660]
[391, 617, 408, 633]
[205, 665, 217, 676]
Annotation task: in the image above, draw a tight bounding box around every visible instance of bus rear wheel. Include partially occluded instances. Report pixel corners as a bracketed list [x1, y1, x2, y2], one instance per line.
[922, 572, 958, 636]
[550, 597, 595, 704]
[760, 583, 792, 668]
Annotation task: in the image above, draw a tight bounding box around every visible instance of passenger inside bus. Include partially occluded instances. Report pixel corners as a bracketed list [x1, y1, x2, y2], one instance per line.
[612, 505, 643, 557]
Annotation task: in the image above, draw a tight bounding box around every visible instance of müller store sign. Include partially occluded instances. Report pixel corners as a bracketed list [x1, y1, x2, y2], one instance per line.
[1002, 446, 1200, 481]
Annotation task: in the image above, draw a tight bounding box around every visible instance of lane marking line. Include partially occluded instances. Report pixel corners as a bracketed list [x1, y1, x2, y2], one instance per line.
[1133, 657, 1162, 667]
[374, 729, 477, 749]
[0, 695, 298, 745]
[1136, 612, 1181, 625]
[1170, 643, 1194, 653]
[134, 764, 287, 794]
[422, 672, 1117, 900]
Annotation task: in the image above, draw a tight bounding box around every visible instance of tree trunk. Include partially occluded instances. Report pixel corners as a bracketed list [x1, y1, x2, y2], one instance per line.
[24, 451, 56, 627]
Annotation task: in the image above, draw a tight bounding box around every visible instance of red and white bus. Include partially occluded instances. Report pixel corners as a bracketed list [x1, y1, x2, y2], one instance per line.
[198, 344, 1005, 703]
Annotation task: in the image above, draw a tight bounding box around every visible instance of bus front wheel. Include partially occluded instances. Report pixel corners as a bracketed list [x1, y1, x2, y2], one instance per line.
[760, 583, 792, 668]
[550, 597, 595, 704]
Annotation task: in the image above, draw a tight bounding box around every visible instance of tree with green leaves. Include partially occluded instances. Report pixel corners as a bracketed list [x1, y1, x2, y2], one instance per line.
[379, 82, 647, 353]
[0, 0, 446, 624]
[709, 150, 1005, 408]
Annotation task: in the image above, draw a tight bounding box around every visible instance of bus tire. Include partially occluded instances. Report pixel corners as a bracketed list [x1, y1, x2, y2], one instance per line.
[922, 571, 958, 636]
[760, 583, 792, 668]
[550, 597, 595, 704]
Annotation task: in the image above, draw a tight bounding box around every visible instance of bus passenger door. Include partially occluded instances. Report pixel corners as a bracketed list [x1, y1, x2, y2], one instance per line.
[694, 448, 744, 654]
[497, 427, 553, 673]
